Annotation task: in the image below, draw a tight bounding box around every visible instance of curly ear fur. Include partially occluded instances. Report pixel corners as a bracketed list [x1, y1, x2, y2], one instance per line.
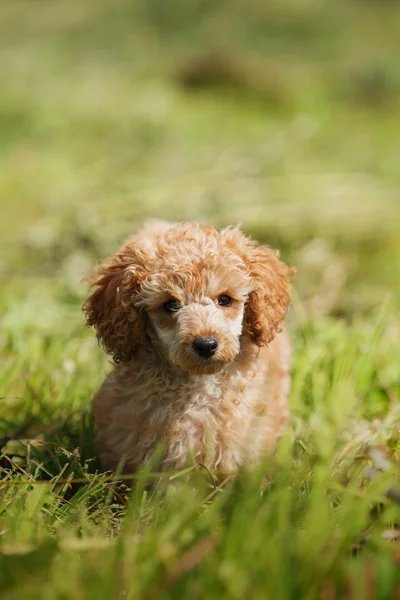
[83, 251, 145, 363]
[219, 226, 295, 346]
[243, 245, 295, 347]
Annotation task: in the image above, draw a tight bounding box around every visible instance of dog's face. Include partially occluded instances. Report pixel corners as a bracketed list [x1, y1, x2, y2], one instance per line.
[84, 223, 294, 375]
[139, 250, 252, 375]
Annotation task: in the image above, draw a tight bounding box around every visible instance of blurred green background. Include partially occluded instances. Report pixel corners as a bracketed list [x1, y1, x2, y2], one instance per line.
[1, 0, 399, 323]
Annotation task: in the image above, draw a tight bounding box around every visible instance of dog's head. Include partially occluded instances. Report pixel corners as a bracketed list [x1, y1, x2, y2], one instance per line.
[84, 222, 294, 375]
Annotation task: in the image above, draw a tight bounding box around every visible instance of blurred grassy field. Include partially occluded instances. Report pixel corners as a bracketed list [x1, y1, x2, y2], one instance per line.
[1, 1, 400, 598]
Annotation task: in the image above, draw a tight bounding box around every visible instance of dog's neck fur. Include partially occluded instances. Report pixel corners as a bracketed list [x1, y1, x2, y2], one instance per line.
[111, 333, 259, 408]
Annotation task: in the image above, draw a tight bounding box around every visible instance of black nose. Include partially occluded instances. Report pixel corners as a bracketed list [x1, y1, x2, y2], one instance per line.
[192, 337, 218, 359]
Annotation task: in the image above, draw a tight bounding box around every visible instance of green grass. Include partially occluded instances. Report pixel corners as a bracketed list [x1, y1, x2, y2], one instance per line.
[1, 0, 400, 598]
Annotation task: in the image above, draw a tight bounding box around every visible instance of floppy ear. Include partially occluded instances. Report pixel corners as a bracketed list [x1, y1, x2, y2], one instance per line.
[83, 249, 145, 363]
[243, 245, 295, 346]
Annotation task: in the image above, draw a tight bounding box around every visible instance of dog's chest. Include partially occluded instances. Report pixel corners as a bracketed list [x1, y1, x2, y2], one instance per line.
[162, 370, 254, 469]
[110, 357, 264, 471]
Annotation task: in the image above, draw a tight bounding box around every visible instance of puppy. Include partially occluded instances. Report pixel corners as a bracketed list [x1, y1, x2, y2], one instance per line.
[84, 221, 295, 474]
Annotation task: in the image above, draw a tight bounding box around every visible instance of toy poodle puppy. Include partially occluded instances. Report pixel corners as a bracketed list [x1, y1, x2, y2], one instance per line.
[84, 221, 295, 475]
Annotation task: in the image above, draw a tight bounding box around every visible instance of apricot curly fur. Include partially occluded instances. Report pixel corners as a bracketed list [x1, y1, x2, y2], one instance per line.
[83, 221, 295, 474]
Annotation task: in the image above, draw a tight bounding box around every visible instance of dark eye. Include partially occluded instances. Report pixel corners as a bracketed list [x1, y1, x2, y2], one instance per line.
[218, 294, 232, 307]
[164, 299, 181, 313]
